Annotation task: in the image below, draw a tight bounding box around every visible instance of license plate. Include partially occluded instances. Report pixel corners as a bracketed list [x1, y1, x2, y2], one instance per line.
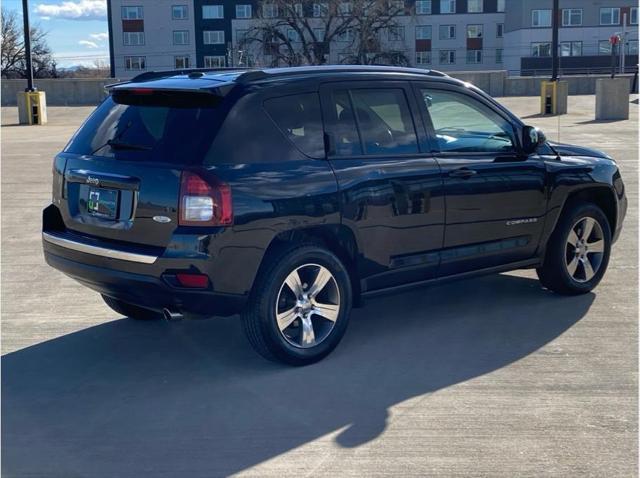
[87, 187, 119, 219]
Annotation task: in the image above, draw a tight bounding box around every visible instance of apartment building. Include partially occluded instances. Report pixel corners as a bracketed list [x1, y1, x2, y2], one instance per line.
[108, 0, 639, 78]
[504, 0, 638, 75]
[109, 0, 197, 78]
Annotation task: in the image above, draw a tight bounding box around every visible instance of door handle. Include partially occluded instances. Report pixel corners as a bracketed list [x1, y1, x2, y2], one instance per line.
[449, 168, 477, 179]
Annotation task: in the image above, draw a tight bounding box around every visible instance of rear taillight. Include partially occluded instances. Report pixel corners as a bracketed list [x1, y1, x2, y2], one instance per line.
[179, 171, 232, 226]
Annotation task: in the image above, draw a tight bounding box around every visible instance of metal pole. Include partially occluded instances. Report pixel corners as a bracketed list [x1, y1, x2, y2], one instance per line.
[551, 0, 559, 81]
[621, 14, 627, 74]
[21, 0, 35, 91]
[611, 40, 617, 79]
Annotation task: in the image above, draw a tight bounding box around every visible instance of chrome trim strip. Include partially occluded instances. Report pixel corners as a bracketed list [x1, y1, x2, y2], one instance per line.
[43, 232, 158, 264]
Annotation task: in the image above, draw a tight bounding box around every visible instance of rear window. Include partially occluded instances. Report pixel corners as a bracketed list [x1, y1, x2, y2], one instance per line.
[65, 90, 224, 164]
[263, 93, 324, 159]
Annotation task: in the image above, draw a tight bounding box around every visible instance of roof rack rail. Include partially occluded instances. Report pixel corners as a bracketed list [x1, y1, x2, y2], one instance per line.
[234, 65, 449, 84]
[128, 67, 252, 83]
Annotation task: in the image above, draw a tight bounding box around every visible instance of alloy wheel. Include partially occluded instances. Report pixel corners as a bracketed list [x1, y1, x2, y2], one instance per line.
[275, 263, 341, 348]
[565, 216, 605, 283]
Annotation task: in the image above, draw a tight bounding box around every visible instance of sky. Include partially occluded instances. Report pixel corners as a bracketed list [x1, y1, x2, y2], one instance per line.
[3, 0, 110, 68]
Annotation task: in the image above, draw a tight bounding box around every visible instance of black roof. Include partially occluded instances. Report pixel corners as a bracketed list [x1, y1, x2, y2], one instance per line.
[108, 65, 454, 93]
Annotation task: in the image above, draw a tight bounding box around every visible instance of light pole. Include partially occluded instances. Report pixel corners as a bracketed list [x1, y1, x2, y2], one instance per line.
[21, 0, 35, 91]
[551, 0, 559, 81]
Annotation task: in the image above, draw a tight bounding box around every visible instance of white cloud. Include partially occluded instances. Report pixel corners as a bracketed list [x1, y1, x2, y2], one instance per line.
[79, 40, 99, 49]
[35, 0, 107, 21]
[89, 32, 108, 41]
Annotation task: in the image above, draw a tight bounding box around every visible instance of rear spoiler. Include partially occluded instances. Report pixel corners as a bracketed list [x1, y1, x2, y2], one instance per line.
[105, 67, 255, 89]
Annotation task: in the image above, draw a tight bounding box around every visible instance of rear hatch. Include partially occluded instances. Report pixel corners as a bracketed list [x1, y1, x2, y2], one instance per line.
[53, 87, 228, 248]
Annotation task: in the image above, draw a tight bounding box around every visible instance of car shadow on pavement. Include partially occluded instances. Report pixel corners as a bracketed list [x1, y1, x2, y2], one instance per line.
[2, 273, 594, 477]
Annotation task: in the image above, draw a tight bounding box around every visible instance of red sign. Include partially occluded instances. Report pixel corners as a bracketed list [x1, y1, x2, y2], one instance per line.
[610, 35, 620, 45]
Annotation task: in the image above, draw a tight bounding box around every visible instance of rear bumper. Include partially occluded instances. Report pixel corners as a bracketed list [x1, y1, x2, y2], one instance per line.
[42, 203, 249, 317]
[44, 249, 246, 317]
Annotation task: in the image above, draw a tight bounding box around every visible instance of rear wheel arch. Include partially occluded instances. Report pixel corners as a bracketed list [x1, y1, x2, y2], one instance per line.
[254, 225, 362, 304]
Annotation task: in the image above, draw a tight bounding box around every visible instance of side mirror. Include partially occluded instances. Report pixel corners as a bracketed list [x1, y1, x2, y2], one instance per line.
[522, 126, 546, 155]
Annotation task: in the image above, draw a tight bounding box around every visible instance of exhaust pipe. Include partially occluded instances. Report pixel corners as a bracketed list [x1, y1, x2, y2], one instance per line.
[163, 308, 183, 321]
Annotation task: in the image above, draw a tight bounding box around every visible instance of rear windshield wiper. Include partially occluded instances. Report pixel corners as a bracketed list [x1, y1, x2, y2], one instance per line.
[91, 139, 152, 155]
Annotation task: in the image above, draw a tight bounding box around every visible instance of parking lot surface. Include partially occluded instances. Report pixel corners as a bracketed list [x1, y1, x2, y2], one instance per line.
[2, 95, 638, 477]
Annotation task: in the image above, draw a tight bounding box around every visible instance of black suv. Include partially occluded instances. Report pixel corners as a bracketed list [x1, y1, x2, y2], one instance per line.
[43, 66, 627, 365]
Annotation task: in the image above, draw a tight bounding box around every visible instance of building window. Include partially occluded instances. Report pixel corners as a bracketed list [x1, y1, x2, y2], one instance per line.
[125, 56, 145, 70]
[627, 40, 638, 54]
[203, 5, 224, 19]
[599, 40, 613, 55]
[560, 41, 582, 57]
[532, 9, 551, 27]
[123, 32, 145, 46]
[415, 0, 431, 14]
[236, 4, 252, 18]
[172, 5, 188, 19]
[496, 0, 505, 13]
[440, 0, 455, 14]
[338, 2, 353, 16]
[466, 50, 482, 63]
[467, 0, 482, 13]
[121, 6, 143, 19]
[203, 30, 225, 44]
[389, 26, 405, 41]
[416, 51, 432, 65]
[600, 7, 620, 25]
[313, 28, 325, 40]
[496, 23, 503, 38]
[467, 24, 483, 38]
[236, 29, 248, 43]
[416, 25, 432, 40]
[631, 7, 638, 25]
[495, 48, 503, 63]
[562, 9, 582, 27]
[204, 55, 226, 67]
[390, 0, 405, 13]
[174, 56, 190, 68]
[439, 25, 455, 39]
[287, 29, 300, 42]
[263, 3, 278, 18]
[173, 30, 189, 45]
[313, 2, 328, 17]
[337, 28, 355, 42]
[531, 42, 551, 57]
[439, 50, 456, 64]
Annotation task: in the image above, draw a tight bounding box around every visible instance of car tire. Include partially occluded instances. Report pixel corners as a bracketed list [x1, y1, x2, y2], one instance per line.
[537, 202, 611, 295]
[241, 244, 353, 366]
[102, 294, 162, 320]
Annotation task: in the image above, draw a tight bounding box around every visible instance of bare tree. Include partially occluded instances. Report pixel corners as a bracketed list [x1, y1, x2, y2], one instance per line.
[240, 0, 409, 67]
[1, 7, 54, 78]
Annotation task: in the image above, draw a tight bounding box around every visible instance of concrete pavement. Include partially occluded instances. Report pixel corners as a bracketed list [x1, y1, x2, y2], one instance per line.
[1, 96, 638, 477]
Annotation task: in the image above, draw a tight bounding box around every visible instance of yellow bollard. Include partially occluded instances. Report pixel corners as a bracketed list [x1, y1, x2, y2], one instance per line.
[17, 90, 48, 125]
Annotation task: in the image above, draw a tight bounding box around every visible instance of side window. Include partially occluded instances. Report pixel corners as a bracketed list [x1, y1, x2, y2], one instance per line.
[264, 93, 324, 158]
[420, 88, 515, 154]
[351, 89, 419, 155]
[328, 90, 363, 157]
[327, 88, 418, 157]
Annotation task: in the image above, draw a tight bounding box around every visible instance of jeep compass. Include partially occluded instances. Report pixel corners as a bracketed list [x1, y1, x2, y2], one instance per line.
[42, 66, 627, 365]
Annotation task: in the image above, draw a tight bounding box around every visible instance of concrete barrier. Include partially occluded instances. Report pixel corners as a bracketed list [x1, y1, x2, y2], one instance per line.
[596, 78, 631, 120]
[1, 72, 637, 106]
[449, 71, 507, 97]
[1, 78, 114, 106]
[451, 71, 634, 97]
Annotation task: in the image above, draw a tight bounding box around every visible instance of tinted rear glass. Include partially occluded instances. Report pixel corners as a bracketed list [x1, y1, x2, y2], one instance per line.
[65, 90, 224, 164]
[263, 93, 324, 159]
